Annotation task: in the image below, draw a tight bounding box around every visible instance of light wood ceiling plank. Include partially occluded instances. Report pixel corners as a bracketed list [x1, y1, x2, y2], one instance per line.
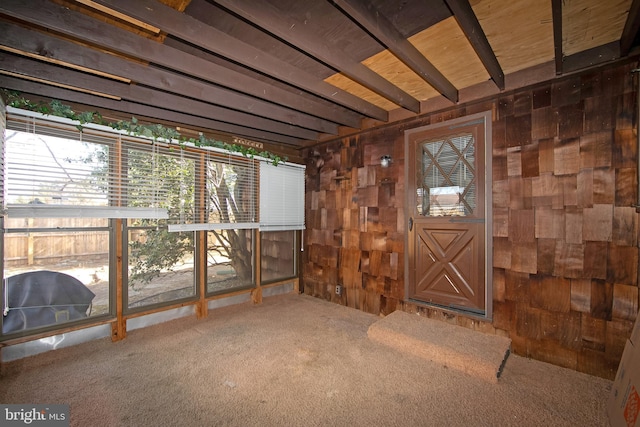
[563, 0, 632, 56]
[324, 73, 399, 112]
[444, 0, 504, 89]
[324, 16, 491, 108]
[471, 0, 554, 75]
[408, 17, 490, 95]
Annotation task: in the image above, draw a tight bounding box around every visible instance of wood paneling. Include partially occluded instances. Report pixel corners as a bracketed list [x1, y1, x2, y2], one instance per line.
[303, 60, 639, 380]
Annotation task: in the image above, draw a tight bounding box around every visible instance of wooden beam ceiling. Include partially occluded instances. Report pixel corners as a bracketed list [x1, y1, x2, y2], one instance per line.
[92, 0, 386, 123]
[0, 0, 354, 139]
[331, 0, 459, 103]
[210, 0, 422, 113]
[444, 0, 504, 90]
[2, 76, 308, 146]
[0, 53, 321, 141]
[0, 22, 341, 136]
[0, 0, 637, 153]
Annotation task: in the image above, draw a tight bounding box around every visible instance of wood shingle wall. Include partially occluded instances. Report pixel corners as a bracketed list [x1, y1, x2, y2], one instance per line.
[303, 60, 639, 379]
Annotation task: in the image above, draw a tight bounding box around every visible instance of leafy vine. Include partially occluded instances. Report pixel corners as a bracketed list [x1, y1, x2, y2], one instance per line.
[1, 90, 285, 165]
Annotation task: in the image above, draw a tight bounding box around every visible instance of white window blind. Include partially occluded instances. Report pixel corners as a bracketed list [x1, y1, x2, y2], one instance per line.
[259, 161, 305, 231]
[5, 108, 260, 228]
[4, 110, 169, 218]
[0, 98, 5, 214]
[167, 150, 258, 232]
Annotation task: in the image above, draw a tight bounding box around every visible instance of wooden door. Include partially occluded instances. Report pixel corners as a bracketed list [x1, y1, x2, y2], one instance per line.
[406, 113, 490, 315]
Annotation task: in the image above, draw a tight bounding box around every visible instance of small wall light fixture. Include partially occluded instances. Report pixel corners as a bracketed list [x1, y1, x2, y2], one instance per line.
[380, 155, 392, 168]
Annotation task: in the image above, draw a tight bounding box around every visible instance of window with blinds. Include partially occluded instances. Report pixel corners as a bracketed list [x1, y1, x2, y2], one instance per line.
[0, 98, 5, 213]
[259, 161, 305, 231]
[166, 150, 258, 231]
[4, 108, 260, 230]
[5, 110, 169, 219]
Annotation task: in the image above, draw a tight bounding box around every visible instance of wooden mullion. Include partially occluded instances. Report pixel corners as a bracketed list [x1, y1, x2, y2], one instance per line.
[252, 230, 262, 304]
[196, 152, 208, 319]
[111, 132, 126, 341]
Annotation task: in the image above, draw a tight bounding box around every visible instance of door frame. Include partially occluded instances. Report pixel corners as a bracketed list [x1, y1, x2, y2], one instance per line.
[404, 111, 493, 320]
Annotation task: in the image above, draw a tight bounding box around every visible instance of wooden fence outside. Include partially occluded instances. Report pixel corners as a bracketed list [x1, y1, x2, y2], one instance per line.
[4, 217, 109, 267]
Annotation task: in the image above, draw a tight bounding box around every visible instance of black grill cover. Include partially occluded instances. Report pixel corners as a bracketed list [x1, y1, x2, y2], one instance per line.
[2, 270, 95, 334]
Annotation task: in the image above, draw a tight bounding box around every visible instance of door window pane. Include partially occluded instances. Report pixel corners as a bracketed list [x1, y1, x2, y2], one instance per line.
[418, 134, 476, 217]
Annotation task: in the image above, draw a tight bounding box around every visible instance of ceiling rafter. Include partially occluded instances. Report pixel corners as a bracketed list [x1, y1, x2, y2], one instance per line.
[562, 41, 620, 74]
[443, 0, 504, 90]
[0, 68, 120, 100]
[0, 0, 637, 154]
[621, 0, 640, 56]
[0, 53, 320, 141]
[210, 0, 422, 113]
[2, 76, 308, 147]
[330, 0, 458, 103]
[0, 21, 339, 135]
[551, 0, 563, 75]
[0, 0, 352, 134]
[92, 0, 387, 123]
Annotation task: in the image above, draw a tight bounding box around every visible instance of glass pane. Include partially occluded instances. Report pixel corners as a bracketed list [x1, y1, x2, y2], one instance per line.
[126, 146, 195, 222]
[5, 129, 110, 206]
[206, 160, 256, 225]
[261, 231, 295, 283]
[127, 228, 195, 309]
[417, 133, 476, 217]
[3, 219, 110, 335]
[207, 229, 253, 294]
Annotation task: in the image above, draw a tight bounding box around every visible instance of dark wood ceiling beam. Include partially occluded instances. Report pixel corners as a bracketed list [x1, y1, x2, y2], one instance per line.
[444, 0, 505, 90]
[551, 0, 563, 75]
[331, 0, 458, 103]
[0, 0, 353, 129]
[0, 21, 339, 135]
[0, 76, 307, 147]
[0, 53, 319, 141]
[562, 41, 620, 74]
[211, 0, 421, 113]
[91, 0, 387, 123]
[621, 0, 640, 56]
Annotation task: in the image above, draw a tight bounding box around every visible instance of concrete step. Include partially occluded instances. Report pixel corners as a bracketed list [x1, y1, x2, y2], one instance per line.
[368, 310, 511, 383]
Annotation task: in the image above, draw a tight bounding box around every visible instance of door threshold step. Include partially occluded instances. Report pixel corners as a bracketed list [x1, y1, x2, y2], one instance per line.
[367, 310, 511, 383]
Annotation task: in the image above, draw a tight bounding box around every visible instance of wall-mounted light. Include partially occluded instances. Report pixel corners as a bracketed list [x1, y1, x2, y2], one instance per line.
[380, 155, 392, 168]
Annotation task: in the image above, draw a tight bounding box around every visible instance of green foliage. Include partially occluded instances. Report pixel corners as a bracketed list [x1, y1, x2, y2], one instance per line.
[1, 90, 286, 165]
[128, 228, 193, 286]
[2, 90, 264, 287]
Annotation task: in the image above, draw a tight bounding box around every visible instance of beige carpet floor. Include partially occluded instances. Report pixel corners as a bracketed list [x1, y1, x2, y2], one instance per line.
[0, 293, 612, 427]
